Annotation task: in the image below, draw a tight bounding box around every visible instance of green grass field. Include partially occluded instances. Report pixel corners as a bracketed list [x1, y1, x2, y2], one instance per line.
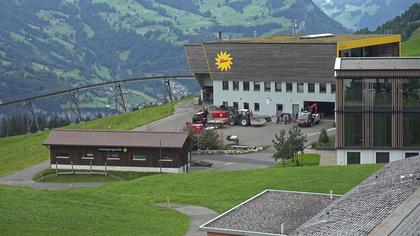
[402, 32, 420, 56]
[0, 164, 381, 235]
[33, 169, 159, 183]
[279, 154, 321, 167]
[0, 99, 187, 177]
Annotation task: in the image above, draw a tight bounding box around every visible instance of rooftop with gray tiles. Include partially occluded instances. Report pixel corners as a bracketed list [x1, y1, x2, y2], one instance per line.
[291, 156, 420, 236]
[200, 190, 339, 235]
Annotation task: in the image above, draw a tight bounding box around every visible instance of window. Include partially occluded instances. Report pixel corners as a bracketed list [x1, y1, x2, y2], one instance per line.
[233, 102, 238, 109]
[369, 79, 392, 109]
[403, 78, 420, 109]
[331, 84, 336, 93]
[403, 113, 420, 148]
[347, 152, 360, 165]
[286, 83, 293, 92]
[243, 81, 250, 91]
[254, 82, 260, 91]
[373, 113, 392, 147]
[81, 153, 94, 160]
[264, 82, 271, 92]
[232, 81, 239, 91]
[275, 82, 282, 92]
[133, 154, 146, 161]
[106, 153, 120, 160]
[222, 101, 228, 107]
[405, 152, 419, 158]
[222, 81, 229, 91]
[376, 152, 389, 163]
[344, 113, 362, 147]
[244, 102, 249, 109]
[297, 82, 304, 93]
[56, 152, 69, 159]
[254, 103, 260, 112]
[319, 83, 326, 93]
[344, 79, 363, 107]
[308, 83, 315, 93]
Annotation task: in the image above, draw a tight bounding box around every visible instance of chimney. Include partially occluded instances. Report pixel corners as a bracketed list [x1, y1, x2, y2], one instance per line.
[218, 31, 222, 40]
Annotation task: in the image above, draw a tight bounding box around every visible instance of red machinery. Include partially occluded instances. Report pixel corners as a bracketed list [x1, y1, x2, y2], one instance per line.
[296, 103, 321, 127]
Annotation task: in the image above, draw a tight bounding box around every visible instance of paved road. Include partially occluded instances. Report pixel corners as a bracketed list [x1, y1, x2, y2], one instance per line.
[157, 204, 218, 236]
[134, 99, 201, 132]
[0, 160, 104, 190]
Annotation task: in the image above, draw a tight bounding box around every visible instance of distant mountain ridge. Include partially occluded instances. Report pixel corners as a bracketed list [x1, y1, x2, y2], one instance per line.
[0, 0, 348, 111]
[313, 0, 420, 31]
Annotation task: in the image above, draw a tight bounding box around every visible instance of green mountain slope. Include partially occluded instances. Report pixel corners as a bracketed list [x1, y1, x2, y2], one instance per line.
[0, 0, 348, 110]
[402, 30, 420, 56]
[313, 0, 420, 31]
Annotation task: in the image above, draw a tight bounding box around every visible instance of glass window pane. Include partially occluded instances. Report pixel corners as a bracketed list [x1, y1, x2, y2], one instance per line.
[233, 102, 238, 109]
[376, 152, 389, 163]
[373, 113, 392, 147]
[254, 103, 260, 112]
[403, 113, 420, 148]
[244, 102, 249, 109]
[344, 113, 362, 147]
[233, 81, 239, 91]
[264, 82, 271, 92]
[222, 81, 229, 90]
[286, 83, 293, 92]
[403, 79, 420, 109]
[243, 81, 250, 91]
[331, 84, 336, 93]
[319, 83, 326, 93]
[344, 79, 363, 107]
[347, 152, 360, 164]
[308, 83, 315, 93]
[254, 82, 260, 91]
[297, 83, 304, 93]
[367, 79, 392, 108]
[275, 82, 282, 92]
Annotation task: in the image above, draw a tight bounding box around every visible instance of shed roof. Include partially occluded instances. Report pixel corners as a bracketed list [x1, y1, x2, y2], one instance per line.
[291, 156, 420, 236]
[202, 34, 397, 44]
[43, 129, 190, 148]
[200, 190, 339, 235]
[335, 57, 420, 70]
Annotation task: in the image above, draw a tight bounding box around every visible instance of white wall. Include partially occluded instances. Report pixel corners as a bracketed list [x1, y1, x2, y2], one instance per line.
[212, 80, 335, 116]
[337, 149, 420, 165]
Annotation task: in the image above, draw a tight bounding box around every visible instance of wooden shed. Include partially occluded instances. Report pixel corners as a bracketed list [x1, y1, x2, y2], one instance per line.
[43, 129, 192, 173]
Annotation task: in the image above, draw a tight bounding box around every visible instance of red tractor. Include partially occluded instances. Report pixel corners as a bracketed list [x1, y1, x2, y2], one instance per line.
[296, 103, 321, 127]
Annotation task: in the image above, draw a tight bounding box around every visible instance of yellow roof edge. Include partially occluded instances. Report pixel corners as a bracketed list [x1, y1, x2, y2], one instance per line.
[336, 34, 401, 52]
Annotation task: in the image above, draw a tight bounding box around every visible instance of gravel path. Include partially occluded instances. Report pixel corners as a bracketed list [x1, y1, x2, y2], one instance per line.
[0, 160, 104, 190]
[157, 203, 218, 236]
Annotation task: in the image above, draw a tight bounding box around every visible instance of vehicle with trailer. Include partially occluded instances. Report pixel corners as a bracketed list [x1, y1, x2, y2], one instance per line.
[296, 103, 321, 127]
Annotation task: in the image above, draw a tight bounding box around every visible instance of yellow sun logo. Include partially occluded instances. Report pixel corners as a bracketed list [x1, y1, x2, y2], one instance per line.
[215, 51, 233, 72]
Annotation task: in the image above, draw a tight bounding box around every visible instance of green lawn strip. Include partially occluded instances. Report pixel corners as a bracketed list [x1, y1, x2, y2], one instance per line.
[276, 153, 321, 167]
[104, 164, 382, 213]
[0, 164, 381, 235]
[0, 98, 192, 177]
[33, 168, 159, 183]
[402, 34, 420, 56]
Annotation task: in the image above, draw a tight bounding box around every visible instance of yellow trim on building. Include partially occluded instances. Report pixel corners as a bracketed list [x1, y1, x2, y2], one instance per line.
[336, 35, 401, 57]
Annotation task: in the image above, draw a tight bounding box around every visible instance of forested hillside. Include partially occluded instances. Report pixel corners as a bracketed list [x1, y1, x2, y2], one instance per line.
[313, 0, 420, 31]
[0, 0, 348, 112]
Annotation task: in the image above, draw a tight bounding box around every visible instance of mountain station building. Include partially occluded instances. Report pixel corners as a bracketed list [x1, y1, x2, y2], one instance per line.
[43, 130, 192, 173]
[335, 57, 420, 165]
[185, 34, 401, 117]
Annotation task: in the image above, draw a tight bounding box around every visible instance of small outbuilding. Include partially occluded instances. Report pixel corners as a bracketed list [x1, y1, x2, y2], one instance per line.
[43, 129, 192, 173]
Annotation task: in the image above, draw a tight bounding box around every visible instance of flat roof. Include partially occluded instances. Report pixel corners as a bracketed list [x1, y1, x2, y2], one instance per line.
[200, 190, 340, 235]
[43, 129, 189, 148]
[335, 57, 420, 70]
[201, 34, 398, 44]
[292, 156, 420, 236]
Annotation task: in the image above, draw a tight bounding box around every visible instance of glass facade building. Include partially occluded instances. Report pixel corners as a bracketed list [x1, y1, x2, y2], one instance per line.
[335, 58, 420, 165]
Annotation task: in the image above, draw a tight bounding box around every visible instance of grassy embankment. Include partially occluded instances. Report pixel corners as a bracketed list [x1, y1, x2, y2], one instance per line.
[0, 99, 187, 177]
[402, 30, 420, 56]
[0, 164, 382, 235]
